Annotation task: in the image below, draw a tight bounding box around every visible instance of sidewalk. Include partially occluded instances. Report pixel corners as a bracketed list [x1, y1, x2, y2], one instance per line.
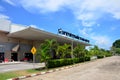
[0, 61, 27, 66]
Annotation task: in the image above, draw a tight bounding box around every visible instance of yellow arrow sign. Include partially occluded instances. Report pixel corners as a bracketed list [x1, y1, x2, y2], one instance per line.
[31, 46, 37, 55]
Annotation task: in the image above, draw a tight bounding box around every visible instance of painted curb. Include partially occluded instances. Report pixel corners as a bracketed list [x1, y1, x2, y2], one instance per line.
[7, 64, 79, 80]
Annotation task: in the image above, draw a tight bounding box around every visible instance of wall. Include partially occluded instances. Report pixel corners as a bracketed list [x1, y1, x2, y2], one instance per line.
[0, 31, 33, 61]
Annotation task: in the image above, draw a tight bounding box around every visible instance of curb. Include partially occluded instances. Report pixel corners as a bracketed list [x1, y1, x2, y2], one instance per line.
[0, 62, 24, 66]
[7, 64, 80, 80]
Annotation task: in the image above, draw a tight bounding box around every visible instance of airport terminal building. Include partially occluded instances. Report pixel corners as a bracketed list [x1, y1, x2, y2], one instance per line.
[0, 19, 90, 62]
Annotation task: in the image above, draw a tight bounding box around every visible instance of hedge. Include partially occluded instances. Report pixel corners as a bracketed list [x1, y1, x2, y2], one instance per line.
[85, 56, 91, 61]
[47, 56, 91, 68]
[105, 54, 112, 57]
[97, 55, 104, 59]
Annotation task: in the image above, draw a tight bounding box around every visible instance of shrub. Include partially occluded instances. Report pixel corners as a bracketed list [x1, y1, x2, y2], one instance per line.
[47, 58, 74, 68]
[97, 55, 104, 59]
[47, 57, 91, 68]
[65, 58, 73, 65]
[105, 54, 112, 57]
[79, 57, 85, 62]
[73, 58, 79, 63]
[85, 56, 91, 61]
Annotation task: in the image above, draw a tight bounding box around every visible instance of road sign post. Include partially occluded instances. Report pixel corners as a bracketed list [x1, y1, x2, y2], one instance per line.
[31, 46, 37, 63]
[31, 46, 37, 69]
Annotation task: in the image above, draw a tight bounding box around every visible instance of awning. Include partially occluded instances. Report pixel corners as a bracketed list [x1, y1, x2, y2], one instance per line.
[12, 44, 19, 52]
[8, 27, 91, 46]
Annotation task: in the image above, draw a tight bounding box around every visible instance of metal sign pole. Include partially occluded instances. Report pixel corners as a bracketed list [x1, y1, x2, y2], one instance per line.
[33, 54, 35, 69]
[31, 46, 37, 69]
[33, 54, 35, 63]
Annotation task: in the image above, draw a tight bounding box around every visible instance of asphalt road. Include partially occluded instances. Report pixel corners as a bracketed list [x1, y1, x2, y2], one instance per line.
[23, 56, 120, 80]
[0, 62, 44, 73]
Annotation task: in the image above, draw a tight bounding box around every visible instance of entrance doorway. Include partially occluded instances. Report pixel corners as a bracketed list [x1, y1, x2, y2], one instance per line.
[0, 52, 4, 62]
[11, 53, 18, 61]
[24, 53, 33, 61]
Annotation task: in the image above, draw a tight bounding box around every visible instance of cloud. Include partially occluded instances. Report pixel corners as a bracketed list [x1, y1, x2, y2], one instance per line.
[20, 0, 71, 13]
[3, 0, 16, 6]
[30, 24, 44, 30]
[91, 35, 112, 49]
[79, 27, 93, 36]
[79, 26, 112, 49]
[4, 0, 120, 26]
[0, 14, 9, 19]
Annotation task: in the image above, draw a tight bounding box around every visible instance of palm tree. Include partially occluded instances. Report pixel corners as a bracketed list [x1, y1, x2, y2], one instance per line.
[44, 39, 58, 58]
[37, 39, 57, 69]
[57, 43, 71, 58]
[73, 44, 85, 58]
[90, 45, 100, 56]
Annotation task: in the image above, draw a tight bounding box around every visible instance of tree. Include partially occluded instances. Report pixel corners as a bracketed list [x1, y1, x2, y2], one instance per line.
[112, 39, 120, 55]
[73, 44, 85, 58]
[56, 43, 71, 58]
[44, 39, 58, 58]
[113, 39, 120, 48]
[37, 39, 57, 69]
[89, 45, 100, 56]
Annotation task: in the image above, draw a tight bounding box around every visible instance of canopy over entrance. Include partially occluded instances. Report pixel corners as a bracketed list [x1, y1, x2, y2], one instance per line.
[8, 27, 91, 46]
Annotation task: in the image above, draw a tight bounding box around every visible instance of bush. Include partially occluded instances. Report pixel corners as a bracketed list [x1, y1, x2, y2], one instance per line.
[97, 55, 104, 59]
[105, 54, 112, 57]
[73, 58, 79, 63]
[85, 56, 91, 61]
[47, 58, 73, 68]
[47, 57, 91, 68]
[79, 57, 85, 62]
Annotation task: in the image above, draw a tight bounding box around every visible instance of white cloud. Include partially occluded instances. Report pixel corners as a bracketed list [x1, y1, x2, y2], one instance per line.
[79, 26, 112, 49]
[20, 0, 71, 13]
[91, 35, 112, 49]
[30, 24, 44, 30]
[4, 0, 120, 26]
[30, 25, 38, 28]
[0, 14, 9, 19]
[3, 0, 16, 6]
[79, 27, 93, 36]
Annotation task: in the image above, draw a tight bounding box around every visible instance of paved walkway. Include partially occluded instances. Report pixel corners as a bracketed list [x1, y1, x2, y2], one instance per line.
[23, 56, 120, 80]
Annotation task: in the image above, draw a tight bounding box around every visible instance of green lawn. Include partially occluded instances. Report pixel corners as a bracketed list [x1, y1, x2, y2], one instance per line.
[0, 69, 41, 80]
[0, 71, 21, 80]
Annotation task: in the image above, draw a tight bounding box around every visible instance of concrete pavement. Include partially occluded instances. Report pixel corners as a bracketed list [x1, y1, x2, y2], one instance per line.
[23, 56, 120, 80]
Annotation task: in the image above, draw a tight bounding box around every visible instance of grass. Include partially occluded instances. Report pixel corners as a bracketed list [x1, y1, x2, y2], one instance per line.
[0, 71, 21, 80]
[0, 68, 42, 80]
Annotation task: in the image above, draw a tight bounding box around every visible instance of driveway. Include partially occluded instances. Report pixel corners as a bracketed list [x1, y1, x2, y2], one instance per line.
[23, 56, 120, 80]
[0, 62, 44, 73]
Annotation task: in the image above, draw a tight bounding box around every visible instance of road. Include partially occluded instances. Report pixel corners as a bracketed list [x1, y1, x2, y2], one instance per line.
[0, 62, 44, 73]
[23, 56, 120, 80]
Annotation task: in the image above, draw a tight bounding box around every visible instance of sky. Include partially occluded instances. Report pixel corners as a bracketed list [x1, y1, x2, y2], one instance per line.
[0, 0, 120, 50]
